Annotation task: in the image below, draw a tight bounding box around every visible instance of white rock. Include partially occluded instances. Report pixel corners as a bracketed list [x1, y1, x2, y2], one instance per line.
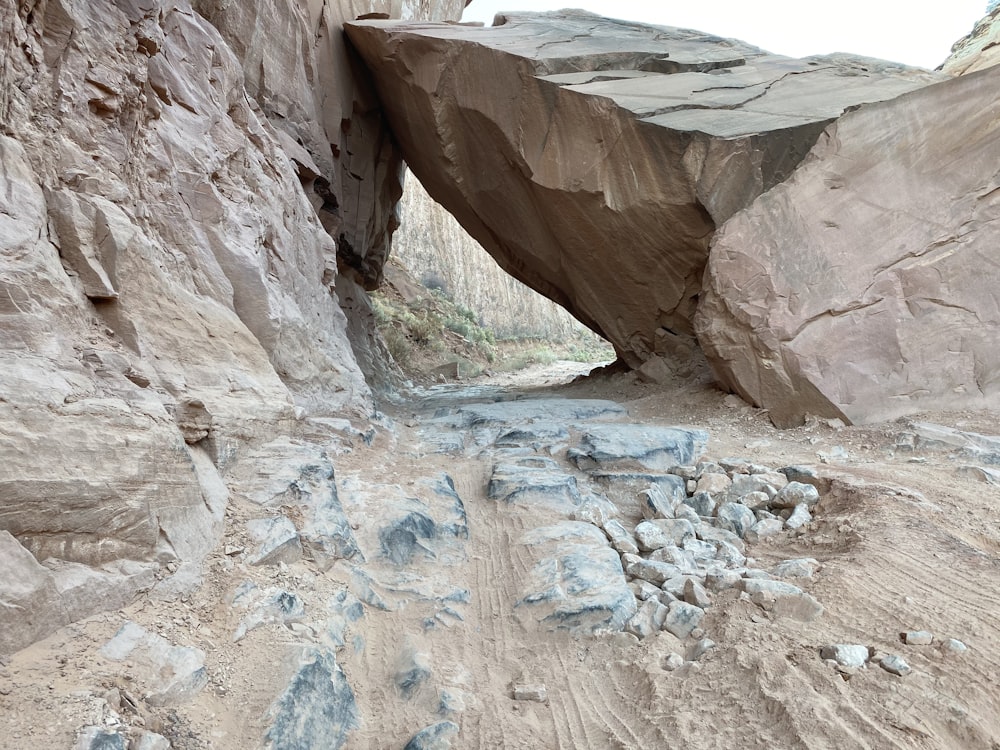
[513, 683, 547, 702]
[819, 644, 869, 668]
[879, 654, 912, 676]
[902, 630, 933, 646]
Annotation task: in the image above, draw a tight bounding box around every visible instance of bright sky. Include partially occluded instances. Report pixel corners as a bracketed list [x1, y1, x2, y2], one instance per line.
[460, 1, 988, 69]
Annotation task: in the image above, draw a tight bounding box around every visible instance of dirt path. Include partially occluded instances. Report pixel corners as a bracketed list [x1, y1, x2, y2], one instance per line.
[2, 361, 999, 749]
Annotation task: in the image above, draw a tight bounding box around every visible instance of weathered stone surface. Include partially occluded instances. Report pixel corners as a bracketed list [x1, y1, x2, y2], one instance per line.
[698, 65, 1000, 426]
[265, 649, 359, 750]
[772, 558, 821, 579]
[99, 622, 207, 706]
[512, 684, 548, 702]
[488, 463, 582, 511]
[0, 531, 67, 654]
[247, 517, 304, 567]
[602, 519, 640, 556]
[570, 426, 709, 472]
[346, 11, 939, 368]
[625, 598, 669, 639]
[879, 654, 912, 677]
[663, 601, 705, 639]
[820, 644, 869, 669]
[519, 523, 637, 633]
[438, 398, 625, 428]
[784, 503, 813, 530]
[74, 727, 127, 750]
[404, 721, 459, 750]
[772, 482, 821, 509]
[741, 579, 823, 622]
[716, 503, 757, 539]
[902, 630, 934, 646]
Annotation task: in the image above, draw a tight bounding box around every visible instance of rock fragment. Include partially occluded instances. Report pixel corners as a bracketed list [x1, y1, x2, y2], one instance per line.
[512, 684, 548, 702]
[99, 622, 207, 706]
[902, 630, 934, 646]
[819, 644, 870, 669]
[404, 721, 459, 750]
[741, 579, 823, 622]
[879, 654, 912, 676]
[663, 601, 705, 639]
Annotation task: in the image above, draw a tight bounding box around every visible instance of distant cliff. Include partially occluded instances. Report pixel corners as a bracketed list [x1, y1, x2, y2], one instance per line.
[394, 173, 602, 342]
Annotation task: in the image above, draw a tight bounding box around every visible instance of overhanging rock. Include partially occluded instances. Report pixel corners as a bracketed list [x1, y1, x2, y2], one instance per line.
[345, 11, 940, 367]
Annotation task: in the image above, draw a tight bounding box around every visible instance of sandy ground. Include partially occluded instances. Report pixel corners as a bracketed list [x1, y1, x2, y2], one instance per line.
[2, 361, 999, 749]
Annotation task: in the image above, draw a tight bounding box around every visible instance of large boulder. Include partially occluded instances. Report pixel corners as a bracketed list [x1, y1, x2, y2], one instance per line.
[696, 65, 1000, 426]
[345, 11, 940, 367]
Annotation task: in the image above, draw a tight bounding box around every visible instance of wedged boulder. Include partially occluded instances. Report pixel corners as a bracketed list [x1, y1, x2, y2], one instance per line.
[345, 11, 940, 367]
[697, 65, 1000, 426]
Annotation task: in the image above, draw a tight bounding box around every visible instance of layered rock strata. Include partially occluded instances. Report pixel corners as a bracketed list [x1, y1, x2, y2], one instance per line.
[345, 11, 941, 369]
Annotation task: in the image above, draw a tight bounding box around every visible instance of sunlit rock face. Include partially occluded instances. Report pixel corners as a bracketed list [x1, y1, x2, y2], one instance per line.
[942, 5, 1000, 74]
[345, 10, 941, 368]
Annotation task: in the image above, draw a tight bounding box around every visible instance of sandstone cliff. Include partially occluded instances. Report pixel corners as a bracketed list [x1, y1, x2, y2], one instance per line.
[0, 0, 461, 654]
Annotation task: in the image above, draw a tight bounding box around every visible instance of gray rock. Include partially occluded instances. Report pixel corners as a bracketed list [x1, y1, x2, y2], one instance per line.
[683, 491, 716, 518]
[941, 638, 968, 656]
[396, 647, 432, 699]
[512, 684, 547, 702]
[637, 519, 696, 550]
[625, 598, 669, 639]
[689, 638, 716, 661]
[683, 579, 712, 609]
[772, 482, 821, 509]
[132, 732, 171, 750]
[649, 546, 699, 573]
[697, 525, 746, 553]
[695, 472, 731, 497]
[638, 484, 677, 520]
[819, 644, 869, 668]
[246, 517, 303, 567]
[663, 601, 705, 639]
[519, 523, 637, 633]
[0, 530, 67, 655]
[440, 398, 626, 428]
[266, 649, 359, 750]
[623, 556, 684, 586]
[591, 472, 687, 514]
[772, 558, 821, 579]
[99, 622, 207, 706]
[741, 579, 823, 622]
[74, 727, 126, 750]
[716, 503, 757, 538]
[488, 463, 581, 511]
[780, 466, 826, 491]
[705, 569, 743, 591]
[602, 519, 640, 556]
[630, 580, 662, 601]
[570, 425, 709, 472]
[403, 721, 458, 750]
[728, 474, 778, 501]
[745, 518, 784, 544]
[902, 630, 934, 646]
[673, 504, 702, 529]
[495, 422, 570, 448]
[879, 654, 912, 676]
[715, 542, 747, 568]
[571, 494, 618, 528]
[957, 465, 1000, 485]
[784, 503, 813, 530]
[682, 537, 717, 563]
[741, 491, 772, 511]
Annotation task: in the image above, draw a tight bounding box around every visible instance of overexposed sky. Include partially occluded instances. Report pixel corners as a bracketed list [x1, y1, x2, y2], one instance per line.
[460, 1, 987, 69]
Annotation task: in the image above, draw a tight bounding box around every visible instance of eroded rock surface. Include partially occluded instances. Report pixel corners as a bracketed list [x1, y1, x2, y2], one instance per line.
[697, 66, 1000, 426]
[345, 11, 940, 368]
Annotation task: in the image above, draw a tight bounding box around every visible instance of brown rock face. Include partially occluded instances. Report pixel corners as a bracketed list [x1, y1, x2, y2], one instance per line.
[696, 65, 1000, 427]
[0, 0, 462, 651]
[345, 11, 940, 367]
[942, 6, 1000, 75]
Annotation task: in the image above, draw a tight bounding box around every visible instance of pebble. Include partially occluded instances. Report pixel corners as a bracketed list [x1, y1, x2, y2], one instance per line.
[819, 644, 870, 669]
[902, 630, 933, 646]
[512, 684, 547, 702]
[879, 654, 912, 676]
[663, 653, 684, 671]
[940, 638, 968, 656]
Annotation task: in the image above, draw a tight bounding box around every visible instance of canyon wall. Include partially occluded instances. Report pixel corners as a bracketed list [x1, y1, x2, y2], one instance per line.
[0, 0, 462, 654]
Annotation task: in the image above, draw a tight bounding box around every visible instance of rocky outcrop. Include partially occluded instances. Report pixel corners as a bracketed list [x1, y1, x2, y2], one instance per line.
[696, 65, 1000, 426]
[0, 0, 461, 653]
[942, 6, 1000, 75]
[345, 11, 941, 369]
